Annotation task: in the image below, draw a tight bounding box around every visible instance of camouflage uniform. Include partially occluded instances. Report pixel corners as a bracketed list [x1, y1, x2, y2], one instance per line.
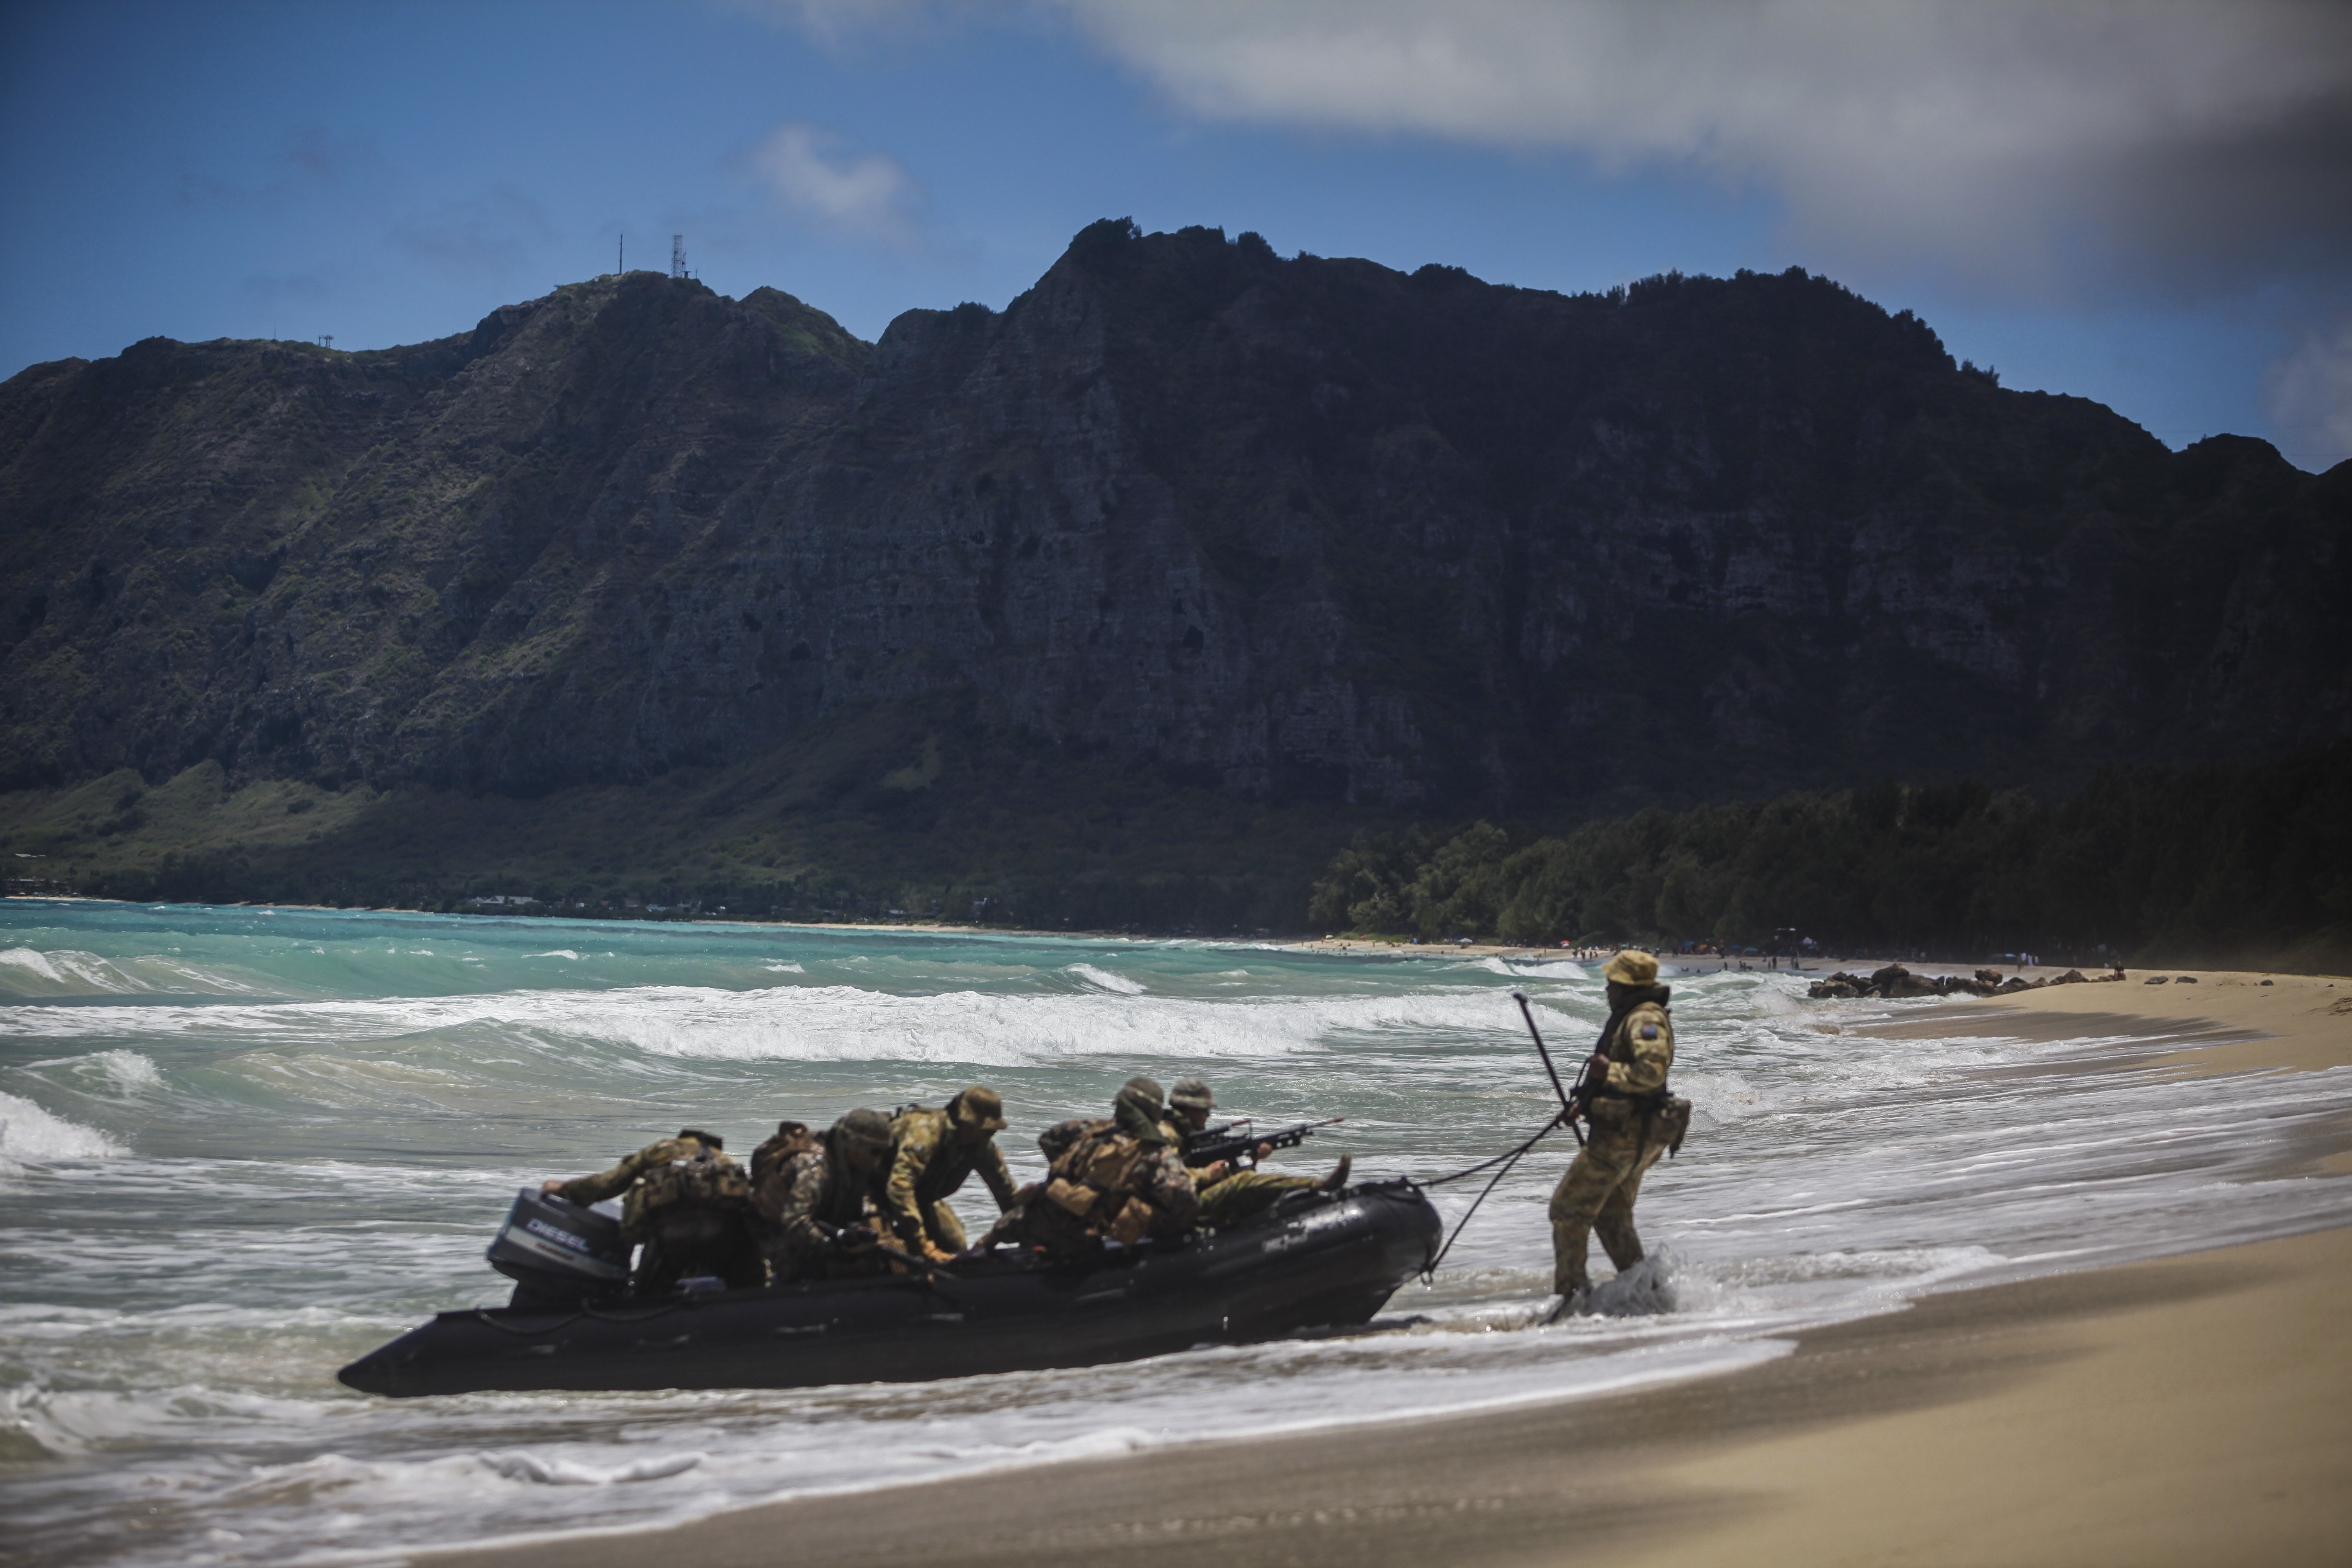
[983, 1078, 1199, 1257]
[884, 1087, 1018, 1256]
[751, 1111, 894, 1283]
[1166, 1077, 1336, 1230]
[1549, 952, 1692, 1302]
[553, 1130, 760, 1296]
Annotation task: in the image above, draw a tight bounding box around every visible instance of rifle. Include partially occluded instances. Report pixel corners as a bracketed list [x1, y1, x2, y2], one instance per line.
[1513, 990, 1606, 1145]
[1183, 1117, 1344, 1171]
[815, 1220, 956, 1278]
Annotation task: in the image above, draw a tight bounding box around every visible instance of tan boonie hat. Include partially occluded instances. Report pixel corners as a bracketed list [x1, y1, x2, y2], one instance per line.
[1602, 949, 1659, 986]
[951, 1085, 1007, 1131]
[1169, 1076, 1214, 1111]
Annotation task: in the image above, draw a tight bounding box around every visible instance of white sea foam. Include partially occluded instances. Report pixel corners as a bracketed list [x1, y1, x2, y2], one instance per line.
[0, 1091, 125, 1168]
[526, 951, 582, 961]
[1066, 963, 1145, 994]
[74, 1050, 165, 1095]
[481, 1451, 704, 1485]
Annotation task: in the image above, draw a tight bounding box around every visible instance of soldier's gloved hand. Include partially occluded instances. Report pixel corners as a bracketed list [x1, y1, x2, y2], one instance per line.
[921, 1240, 958, 1264]
[1584, 1052, 1612, 1082]
[539, 1179, 565, 1195]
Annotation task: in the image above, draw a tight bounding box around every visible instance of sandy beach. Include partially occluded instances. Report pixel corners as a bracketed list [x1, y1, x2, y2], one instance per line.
[410, 968, 2351, 1568]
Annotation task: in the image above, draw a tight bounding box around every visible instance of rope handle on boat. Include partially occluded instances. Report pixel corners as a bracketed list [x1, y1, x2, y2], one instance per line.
[1414, 1112, 1568, 1280]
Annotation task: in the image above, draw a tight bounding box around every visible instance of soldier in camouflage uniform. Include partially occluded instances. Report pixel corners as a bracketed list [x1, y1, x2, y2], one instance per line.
[542, 1128, 760, 1297]
[750, 1108, 900, 1283]
[1166, 1076, 1349, 1228]
[884, 1086, 1019, 1261]
[980, 1077, 1199, 1257]
[1549, 950, 1692, 1312]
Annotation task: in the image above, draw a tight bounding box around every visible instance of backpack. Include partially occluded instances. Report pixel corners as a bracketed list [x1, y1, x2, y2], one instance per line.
[750, 1120, 821, 1185]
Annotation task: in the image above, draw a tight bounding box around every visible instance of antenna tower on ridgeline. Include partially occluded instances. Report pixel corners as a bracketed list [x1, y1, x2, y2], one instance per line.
[317, 335, 333, 350]
[671, 235, 685, 280]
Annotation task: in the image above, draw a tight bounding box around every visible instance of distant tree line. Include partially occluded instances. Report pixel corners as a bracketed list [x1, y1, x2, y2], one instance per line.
[1308, 743, 2352, 971]
[57, 854, 1303, 939]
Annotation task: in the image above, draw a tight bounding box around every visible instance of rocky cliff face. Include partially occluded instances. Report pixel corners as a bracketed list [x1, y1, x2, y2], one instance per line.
[4, 220, 2346, 815]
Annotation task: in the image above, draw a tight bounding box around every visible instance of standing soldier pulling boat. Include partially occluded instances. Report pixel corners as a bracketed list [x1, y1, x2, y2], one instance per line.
[1548, 950, 1692, 1314]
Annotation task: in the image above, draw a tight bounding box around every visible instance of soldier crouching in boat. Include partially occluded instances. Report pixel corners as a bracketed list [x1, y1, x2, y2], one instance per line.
[883, 1086, 1019, 1262]
[750, 1108, 897, 1282]
[541, 1129, 762, 1297]
[1549, 949, 1692, 1315]
[1167, 1075, 1349, 1228]
[981, 1076, 1199, 1258]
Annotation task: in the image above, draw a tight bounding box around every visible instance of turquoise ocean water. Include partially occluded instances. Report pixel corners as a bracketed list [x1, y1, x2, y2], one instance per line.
[3, 901, 2347, 1566]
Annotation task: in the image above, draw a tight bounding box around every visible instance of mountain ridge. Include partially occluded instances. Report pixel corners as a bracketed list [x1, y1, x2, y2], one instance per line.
[4, 223, 2346, 848]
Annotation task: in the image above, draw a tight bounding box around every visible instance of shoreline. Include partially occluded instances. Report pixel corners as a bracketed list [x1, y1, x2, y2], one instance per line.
[415, 1223, 2352, 1568]
[409, 985, 2352, 1568]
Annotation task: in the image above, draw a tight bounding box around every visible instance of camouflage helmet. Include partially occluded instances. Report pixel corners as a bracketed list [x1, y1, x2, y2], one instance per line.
[1168, 1076, 1214, 1112]
[831, 1107, 893, 1158]
[677, 1128, 723, 1150]
[949, 1085, 1007, 1132]
[1602, 949, 1660, 986]
[1115, 1075, 1166, 1118]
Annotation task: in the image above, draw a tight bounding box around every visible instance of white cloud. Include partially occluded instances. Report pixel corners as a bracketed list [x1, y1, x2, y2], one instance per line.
[750, 120, 925, 245]
[1041, 0, 2352, 302]
[2263, 320, 2352, 470]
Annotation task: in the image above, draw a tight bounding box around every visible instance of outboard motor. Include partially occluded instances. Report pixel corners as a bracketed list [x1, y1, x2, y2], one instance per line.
[486, 1188, 629, 1308]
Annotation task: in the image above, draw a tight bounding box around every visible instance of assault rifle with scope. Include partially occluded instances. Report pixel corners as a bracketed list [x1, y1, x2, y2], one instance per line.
[1182, 1117, 1344, 1171]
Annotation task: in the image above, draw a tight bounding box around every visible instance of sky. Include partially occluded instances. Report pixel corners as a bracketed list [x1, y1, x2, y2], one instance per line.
[3, 0, 2348, 470]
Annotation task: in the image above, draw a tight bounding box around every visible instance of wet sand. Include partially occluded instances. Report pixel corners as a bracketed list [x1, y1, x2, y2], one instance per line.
[415, 996, 2352, 1568]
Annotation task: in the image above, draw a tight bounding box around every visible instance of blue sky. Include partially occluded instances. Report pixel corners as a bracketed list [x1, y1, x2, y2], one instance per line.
[4, 0, 2347, 469]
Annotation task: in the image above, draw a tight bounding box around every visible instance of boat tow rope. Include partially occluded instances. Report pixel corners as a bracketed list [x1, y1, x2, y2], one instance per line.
[1414, 991, 1583, 1281]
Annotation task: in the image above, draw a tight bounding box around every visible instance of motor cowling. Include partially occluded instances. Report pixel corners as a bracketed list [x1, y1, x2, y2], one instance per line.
[486, 1188, 629, 1303]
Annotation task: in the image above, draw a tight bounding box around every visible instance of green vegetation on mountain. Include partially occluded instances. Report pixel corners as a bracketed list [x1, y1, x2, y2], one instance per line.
[1310, 741, 2352, 970]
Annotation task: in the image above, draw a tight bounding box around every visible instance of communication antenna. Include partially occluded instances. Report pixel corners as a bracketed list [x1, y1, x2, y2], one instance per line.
[671, 234, 686, 279]
[317, 335, 333, 350]
[618, 234, 624, 274]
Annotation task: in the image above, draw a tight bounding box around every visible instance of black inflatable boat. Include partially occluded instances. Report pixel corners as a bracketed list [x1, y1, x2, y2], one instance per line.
[338, 1181, 1442, 1397]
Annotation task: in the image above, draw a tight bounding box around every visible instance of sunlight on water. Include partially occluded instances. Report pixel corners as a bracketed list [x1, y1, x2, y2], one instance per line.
[2, 901, 2347, 1566]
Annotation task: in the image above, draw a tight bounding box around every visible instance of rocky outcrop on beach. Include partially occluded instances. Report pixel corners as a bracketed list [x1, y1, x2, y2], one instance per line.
[1816, 964, 2117, 1001]
[4, 220, 2347, 812]
[1809, 964, 2110, 999]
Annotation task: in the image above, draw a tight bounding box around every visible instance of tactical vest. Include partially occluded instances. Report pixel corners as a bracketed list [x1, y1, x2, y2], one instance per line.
[624, 1142, 752, 1242]
[1042, 1130, 1161, 1245]
[1594, 1002, 1693, 1157]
